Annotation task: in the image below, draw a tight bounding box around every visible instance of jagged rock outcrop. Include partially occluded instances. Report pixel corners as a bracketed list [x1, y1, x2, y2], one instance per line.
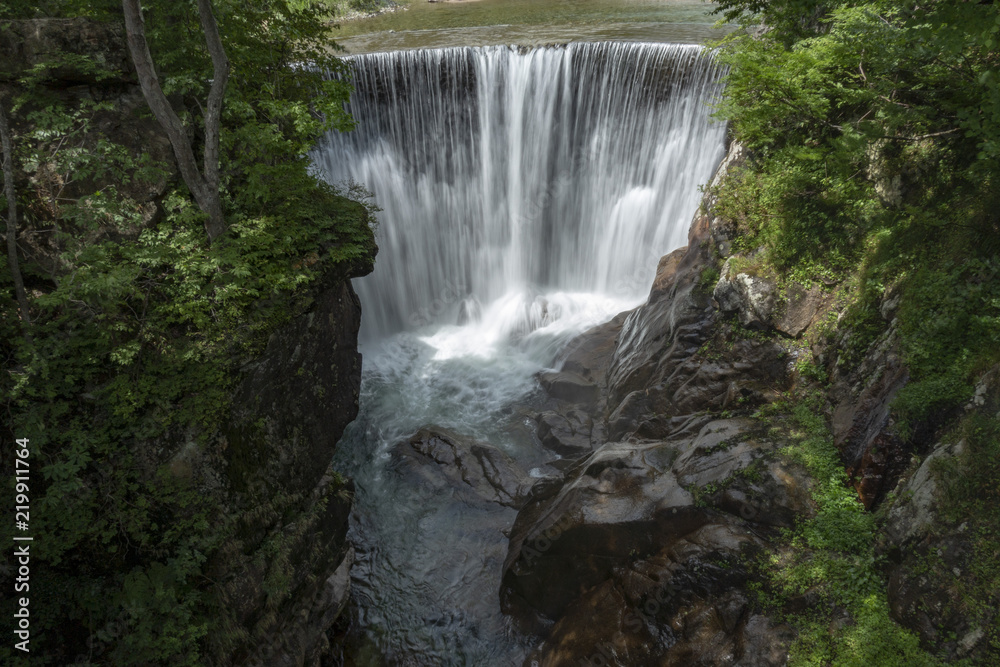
[499, 142, 818, 664]
[876, 367, 1000, 663]
[221, 263, 374, 667]
[596, 147, 796, 444]
[501, 415, 810, 664]
[713, 258, 827, 338]
[713, 258, 778, 329]
[826, 302, 910, 508]
[532, 313, 625, 459]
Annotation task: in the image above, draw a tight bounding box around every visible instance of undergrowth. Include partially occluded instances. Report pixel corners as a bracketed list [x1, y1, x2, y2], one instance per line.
[750, 395, 954, 666]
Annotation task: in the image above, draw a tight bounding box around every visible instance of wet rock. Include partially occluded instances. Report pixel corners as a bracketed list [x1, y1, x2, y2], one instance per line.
[536, 408, 594, 457]
[648, 246, 687, 303]
[522, 524, 792, 666]
[557, 311, 627, 388]
[828, 327, 910, 508]
[506, 141, 799, 663]
[607, 333, 789, 442]
[603, 204, 790, 441]
[501, 418, 797, 631]
[502, 439, 701, 627]
[393, 427, 533, 509]
[715, 459, 815, 529]
[671, 418, 761, 487]
[538, 370, 600, 406]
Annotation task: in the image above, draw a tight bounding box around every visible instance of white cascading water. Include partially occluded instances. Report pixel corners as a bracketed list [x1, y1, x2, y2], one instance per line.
[313, 42, 726, 341]
[313, 42, 727, 664]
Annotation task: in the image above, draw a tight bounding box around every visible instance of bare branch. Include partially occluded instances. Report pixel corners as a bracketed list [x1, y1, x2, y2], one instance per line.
[197, 0, 230, 228]
[121, 0, 228, 242]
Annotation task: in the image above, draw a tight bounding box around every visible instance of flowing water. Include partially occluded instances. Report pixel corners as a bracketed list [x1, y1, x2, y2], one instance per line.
[312, 41, 727, 664]
[330, 0, 732, 54]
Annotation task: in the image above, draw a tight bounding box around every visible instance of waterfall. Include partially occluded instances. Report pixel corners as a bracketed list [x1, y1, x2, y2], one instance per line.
[312, 42, 727, 341]
[319, 42, 728, 665]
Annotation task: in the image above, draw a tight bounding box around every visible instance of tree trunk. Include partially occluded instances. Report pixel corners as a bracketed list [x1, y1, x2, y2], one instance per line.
[121, 0, 230, 242]
[0, 95, 32, 339]
[197, 0, 229, 242]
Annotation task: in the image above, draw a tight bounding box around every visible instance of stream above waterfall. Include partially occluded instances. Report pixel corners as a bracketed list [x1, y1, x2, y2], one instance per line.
[330, 0, 732, 54]
[313, 41, 727, 664]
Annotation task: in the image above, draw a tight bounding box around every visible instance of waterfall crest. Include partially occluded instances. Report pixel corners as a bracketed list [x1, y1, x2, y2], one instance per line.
[312, 42, 727, 340]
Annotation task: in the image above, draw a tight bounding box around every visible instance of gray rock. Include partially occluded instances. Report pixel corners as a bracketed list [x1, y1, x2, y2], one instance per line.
[536, 408, 594, 457]
[774, 282, 827, 338]
[671, 418, 760, 488]
[885, 439, 963, 545]
[713, 258, 778, 329]
[502, 419, 787, 628]
[538, 370, 600, 406]
[393, 427, 533, 509]
[829, 327, 909, 507]
[246, 547, 354, 667]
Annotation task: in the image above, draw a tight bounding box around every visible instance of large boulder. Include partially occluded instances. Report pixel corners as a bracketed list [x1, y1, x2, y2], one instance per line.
[535, 407, 596, 458]
[713, 259, 778, 329]
[391, 427, 533, 509]
[533, 312, 626, 457]
[501, 418, 811, 663]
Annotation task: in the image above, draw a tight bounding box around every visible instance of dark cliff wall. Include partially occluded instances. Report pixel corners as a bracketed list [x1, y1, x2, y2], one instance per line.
[502, 139, 998, 665]
[222, 273, 371, 667]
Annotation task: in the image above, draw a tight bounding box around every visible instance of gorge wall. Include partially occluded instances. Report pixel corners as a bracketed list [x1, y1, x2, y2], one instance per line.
[496, 139, 998, 664]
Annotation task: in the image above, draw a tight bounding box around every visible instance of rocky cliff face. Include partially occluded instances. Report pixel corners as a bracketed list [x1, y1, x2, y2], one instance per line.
[494, 140, 998, 664]
[499, 142, 805, 664]
[218, 269, 373, 667]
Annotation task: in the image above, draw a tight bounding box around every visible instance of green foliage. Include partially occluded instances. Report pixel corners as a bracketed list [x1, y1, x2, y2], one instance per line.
[893, 260, 1000, 428]
[287, 0, 396, 19]
[1, 1, 376, 663]
[712, 0, 1000, 431]
[752, 395, 944, 666]
[0, 0, 120, 20]
[712, 0, 833, 45]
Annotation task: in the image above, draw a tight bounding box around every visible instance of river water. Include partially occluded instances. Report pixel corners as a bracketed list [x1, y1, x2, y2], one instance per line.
[330, 0, 730, 53]
[311, 19, 729, 666]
